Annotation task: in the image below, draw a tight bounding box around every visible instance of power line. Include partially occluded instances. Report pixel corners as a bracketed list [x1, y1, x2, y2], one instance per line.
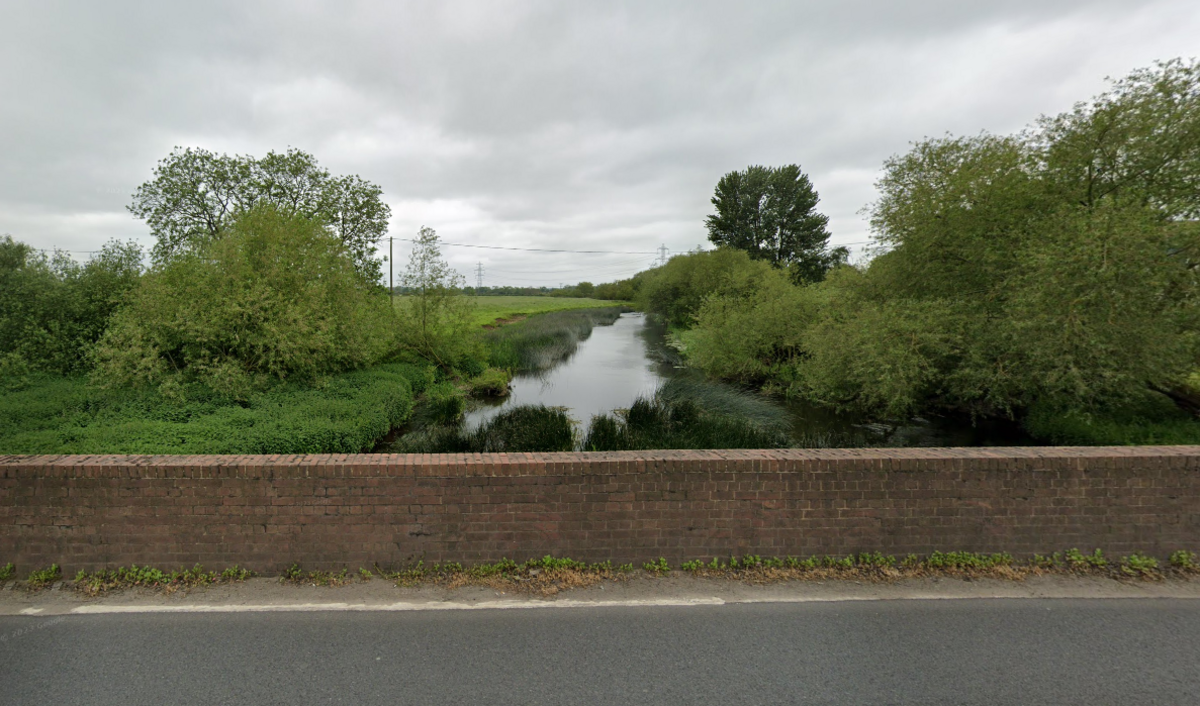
[395, 238, 657, 255]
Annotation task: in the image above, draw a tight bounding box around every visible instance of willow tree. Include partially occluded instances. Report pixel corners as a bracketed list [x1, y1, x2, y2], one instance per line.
[395, 226, 477, 366]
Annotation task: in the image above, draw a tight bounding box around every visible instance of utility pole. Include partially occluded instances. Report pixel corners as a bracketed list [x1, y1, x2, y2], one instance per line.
[475, 262, 484, 290]
[657, 244, 669, 267]
[389, 236, 394, 304]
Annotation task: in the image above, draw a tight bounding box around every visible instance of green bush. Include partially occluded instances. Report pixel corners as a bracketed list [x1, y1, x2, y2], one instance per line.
[468, 367, 511, 397]
[0, 363, 421, 454]
[0, 236, 143, 376]
[93, 206, 394, 398]
[635, 248, 771, 327]
[1022, 393, 1200, 445]
[419, 382, 467, 426]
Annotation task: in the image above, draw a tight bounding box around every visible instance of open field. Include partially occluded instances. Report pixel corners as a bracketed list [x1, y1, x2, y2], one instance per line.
[393, 295, 627, 327]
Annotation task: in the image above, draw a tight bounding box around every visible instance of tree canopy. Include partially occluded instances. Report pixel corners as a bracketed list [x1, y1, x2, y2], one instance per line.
[94, 205, 394, 398]
[681, 59, 1200, 424]
[704, 164, 846, 283]
[128, 147, 391, 282]
[395, 226, 477, 367]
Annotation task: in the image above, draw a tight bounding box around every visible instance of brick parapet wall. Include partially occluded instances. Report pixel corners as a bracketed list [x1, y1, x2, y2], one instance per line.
[2, 448, 1198, 572]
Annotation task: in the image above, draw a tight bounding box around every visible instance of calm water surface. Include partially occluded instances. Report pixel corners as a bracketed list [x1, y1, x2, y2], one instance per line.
[467, 312, 1038, 447]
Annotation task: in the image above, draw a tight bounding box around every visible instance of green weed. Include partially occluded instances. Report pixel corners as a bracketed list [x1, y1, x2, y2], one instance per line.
[0, 562, 13, 581]
[1065, 548, 1108, 570]
[1169, 550, 1199, 572]
[27, 564, 61, 588]
[1120, 553, 1159, 577]
[73, 563, 253, 595]
[642, 557, 671, 574]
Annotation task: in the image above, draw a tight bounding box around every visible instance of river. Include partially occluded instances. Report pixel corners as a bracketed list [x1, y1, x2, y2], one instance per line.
[466, 312, 1038, 448]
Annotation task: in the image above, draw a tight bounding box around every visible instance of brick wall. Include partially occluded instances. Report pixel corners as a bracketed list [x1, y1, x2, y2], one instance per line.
[2, 448, 1198, 572]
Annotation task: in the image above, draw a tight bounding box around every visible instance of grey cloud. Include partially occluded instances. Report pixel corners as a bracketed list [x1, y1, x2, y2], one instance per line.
[1, 0, 1195, 283]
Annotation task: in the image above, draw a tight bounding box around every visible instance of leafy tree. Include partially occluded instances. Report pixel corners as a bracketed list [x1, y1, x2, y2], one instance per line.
[395, 226, 477, 367]
[705, 164, 846, 282]
[93, 206, 394, 398]
[129, 147, 390, 281]
[0, 236, 142, 377]
[686, 59, 1200, 424]
[635, 249, 772, 327]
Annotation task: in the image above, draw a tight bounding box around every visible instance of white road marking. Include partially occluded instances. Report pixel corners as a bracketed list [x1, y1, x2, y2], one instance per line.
[70, 597, 727, 614]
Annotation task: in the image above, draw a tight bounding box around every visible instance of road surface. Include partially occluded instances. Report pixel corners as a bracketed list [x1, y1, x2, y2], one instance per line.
[2, 598, 1198, 705]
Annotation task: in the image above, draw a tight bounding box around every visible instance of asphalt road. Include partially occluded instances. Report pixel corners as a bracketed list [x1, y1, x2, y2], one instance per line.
[2, 599, 1198, 705]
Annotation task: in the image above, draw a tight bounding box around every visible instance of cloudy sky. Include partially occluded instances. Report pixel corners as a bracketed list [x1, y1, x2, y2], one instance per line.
[2, 1, 1198, 287]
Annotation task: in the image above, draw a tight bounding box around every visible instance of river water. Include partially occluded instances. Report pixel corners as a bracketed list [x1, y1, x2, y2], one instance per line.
[466, 312, 1038, 447]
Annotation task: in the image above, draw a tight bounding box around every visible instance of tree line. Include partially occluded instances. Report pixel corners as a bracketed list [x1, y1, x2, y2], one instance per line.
[609, 59, 1200, 443]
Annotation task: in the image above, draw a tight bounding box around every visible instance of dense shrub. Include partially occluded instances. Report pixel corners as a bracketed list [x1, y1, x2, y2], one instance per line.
[677, 60, 1200, 432]
[634, 249, 772, 327]
[0, 236, 142, 377]
[0, 363, 423, 454]
[93, 206, 394, 397]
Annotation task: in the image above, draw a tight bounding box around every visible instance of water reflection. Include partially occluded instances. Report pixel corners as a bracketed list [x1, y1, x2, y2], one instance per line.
[466, 311, 1038, 447]
[466, 313, 664, 429]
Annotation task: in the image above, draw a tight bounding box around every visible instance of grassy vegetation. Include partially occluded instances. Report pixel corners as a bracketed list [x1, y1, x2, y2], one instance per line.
[1022, 393, 1200, 446]
[74, 564, 253, 596]
[583, 378, 792, 451]
[483, 306, 625, 371]
[392, 405, 576, 453]
[458, 295, 625, 327]
[0, 363, 428, 454]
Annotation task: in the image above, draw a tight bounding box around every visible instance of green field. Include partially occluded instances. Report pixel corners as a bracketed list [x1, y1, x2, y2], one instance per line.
[393, 295, 628, 327]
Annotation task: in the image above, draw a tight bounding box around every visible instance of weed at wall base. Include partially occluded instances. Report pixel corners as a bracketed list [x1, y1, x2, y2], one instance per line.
[73, 564, 254, 596]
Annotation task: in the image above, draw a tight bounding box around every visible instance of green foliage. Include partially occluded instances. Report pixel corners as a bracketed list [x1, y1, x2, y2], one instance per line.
[1169, 551, 1198, 571]
[394, 404, 576, 453]
[1065, 548, 1108, 570]
[129, 146, 391, 281]
[687, 266, 822, 387]
[642, 557, 671, 574]
[925, 551, 1013, 569]
[0, 562, 13, 581]
[483, 307, 625, 372]
[0, 363, 419, 454]
[394, 227, 478, 368]
[679, 59, 1200, 428]
[27, 564, 61, 587]
[0, 236, 143, 377]
[705, 164, 846, 283]
[1022, 393, 1200, 445]
[468, 367, 512, 397]
[1120, 553, 1159, 577]
[279, 564, 353, 586]
[583, 378, 791, 451]
[419, 382, 467, 426]
[73, 564, 252, 594]
[93, 206, 394, 398]
[592, 277, 639, 301]
[635, 249, 771, 327]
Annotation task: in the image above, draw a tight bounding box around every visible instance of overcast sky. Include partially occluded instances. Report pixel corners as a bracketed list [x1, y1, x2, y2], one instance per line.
[2, 1, 1198, 287]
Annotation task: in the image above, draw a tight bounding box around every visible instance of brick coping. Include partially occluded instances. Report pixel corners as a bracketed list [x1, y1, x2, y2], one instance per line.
[2, 445, 1200, 480]
[4, 446, 1200, 464]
